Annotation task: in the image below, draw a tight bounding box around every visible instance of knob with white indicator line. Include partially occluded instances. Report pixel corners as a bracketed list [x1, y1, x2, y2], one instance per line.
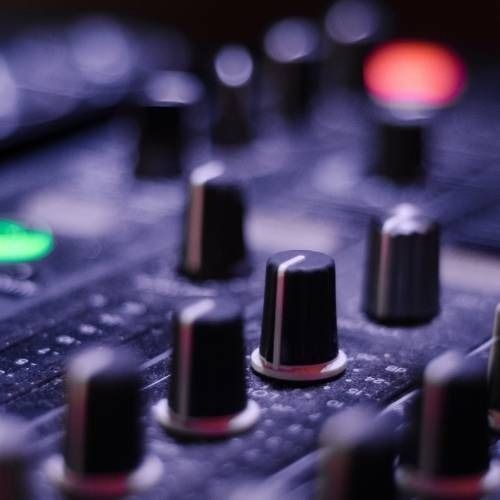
[153, 297, 260, 438]
[362, 204, 440, 324]
[488, 304, 500, 431]
[45, 346, 162, 497]
[180, 161, 249, 280]
[397, 351, 497, 498]
[251, 250, 347, 381]
[0, 416, 30, 500]
[318, 407, 397, 500]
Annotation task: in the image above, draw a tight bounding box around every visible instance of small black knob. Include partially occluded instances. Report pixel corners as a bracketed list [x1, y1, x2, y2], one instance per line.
[397, 351, 491, 498]
[46, 346, 162, 496]
[373, 111, 427, 183]
[488, 304, 500, 431]
[180, 162, 249, 280]
[263, 18, 321, 121]
[362, 204, 440, 324]
[323, 0, 386, 89]
[154, 297, 260, 437]
[211, 44, 255, 145]
[251, 250, 347, 381]
[0, 416, 29, 500]
[318, 408, 397, 500]
[135, 70, 205, 178]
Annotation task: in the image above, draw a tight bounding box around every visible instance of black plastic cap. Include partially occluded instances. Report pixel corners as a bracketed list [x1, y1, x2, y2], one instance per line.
[260, 250, 338, 367]
[419, 352, 490, 478]
[64, 346, 143, 476]
[135, 71, 205, 177]
[211, 44, 255, 145]
[168, 298, 248, 419]
[318, 408, 397, 500]
[363, 204, 440, 324]
[180, 162, 248, 280]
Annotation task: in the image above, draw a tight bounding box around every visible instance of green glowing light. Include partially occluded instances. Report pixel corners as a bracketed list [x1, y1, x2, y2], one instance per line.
[0, 220, 53, 263]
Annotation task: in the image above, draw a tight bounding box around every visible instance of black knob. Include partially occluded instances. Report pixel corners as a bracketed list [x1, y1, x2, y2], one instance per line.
[134, 70, 205, 178]
[263, 18, 321, 121]
[0, 416, 29, 500]
[363, 204, 440, 324]
[46, 346, 162, 496]
[318, 408, 397, 500]
[211, 44, 255, 145]
[180, 161, 249, 280]
[323, 0, 386, 89]
[153, 297, 260, 437]
[397, 351, 491, 498]
[251, 250, 347, 381]
[373, 110, 427, 183]
[488, 304, 500, 431]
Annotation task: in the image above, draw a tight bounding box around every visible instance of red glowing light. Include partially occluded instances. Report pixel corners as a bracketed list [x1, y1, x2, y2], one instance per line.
[364, 40, 467, 110]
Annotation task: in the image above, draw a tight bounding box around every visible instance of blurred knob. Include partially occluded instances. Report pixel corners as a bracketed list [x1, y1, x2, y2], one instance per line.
[135, 71, 205, 178]
[46, 346, 161, 497]
[323, 0, 386, 89]
[212, 44, 255, 145]
[488, 304, 500, 431]
[397, 351, 492, 498]
[153, 297, 260, 437]
[362, 204, 440, 324]
[263, 18, 321, 121]
[180, 161, 249, 280]
[373, 111, 427, 183]
[318, 408, 397, 500]
[0, 416, 29, 500]
[251, 250, 347, 381]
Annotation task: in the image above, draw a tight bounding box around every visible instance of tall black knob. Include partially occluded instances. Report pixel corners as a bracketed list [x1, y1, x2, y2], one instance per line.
[397, 351, 492, 498]
[135, 70, 205, 178]
[0, 416, 29, 500]
[263, 18, 321, 121]
[488, 304, 500, 431]
[318, 408, 397, 500]
[46, 346, 162, 497]
[211, 44, 255, 145]
[323, 0, 386, 89]
[251, 250, 347, 381]
[373, 110, 427, 183]
[180, 161, 249, 280]
[362, 204, 440, 324]
[153, 297, 260, 438]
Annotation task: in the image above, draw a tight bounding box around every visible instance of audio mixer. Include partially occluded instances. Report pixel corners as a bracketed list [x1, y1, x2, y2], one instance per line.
[0, 3, 500, 499]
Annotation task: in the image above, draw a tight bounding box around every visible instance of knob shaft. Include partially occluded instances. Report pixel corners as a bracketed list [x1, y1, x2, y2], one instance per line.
[135, 71, 205, 177]
[180, 161, 249, 280]
[251, 250, 347, 381]
[154, 297, 259, 437]
[263, 18, 321, 121]
[318, 408, 397, 500]
[398, 351, 491, 498]
[488, 304, 500, 431]
[324, 0, 386, 89]
[211, 44, 255, 145]
[0, 416, 29, 500]
[362, 204, 440, 324]
[46, 346, 161, 496]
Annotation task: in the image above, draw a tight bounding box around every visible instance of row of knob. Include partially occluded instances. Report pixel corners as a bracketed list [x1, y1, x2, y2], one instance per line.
[179, 161, 441, 324]
[133, 1, 431, 184]
[1, 305, 500, 499]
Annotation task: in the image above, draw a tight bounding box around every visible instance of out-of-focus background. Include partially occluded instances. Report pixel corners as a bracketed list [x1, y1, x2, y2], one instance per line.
[1, 1, 499, 52]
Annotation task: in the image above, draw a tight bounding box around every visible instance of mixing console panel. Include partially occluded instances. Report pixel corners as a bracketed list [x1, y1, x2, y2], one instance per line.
[0, 4, 500, 499]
